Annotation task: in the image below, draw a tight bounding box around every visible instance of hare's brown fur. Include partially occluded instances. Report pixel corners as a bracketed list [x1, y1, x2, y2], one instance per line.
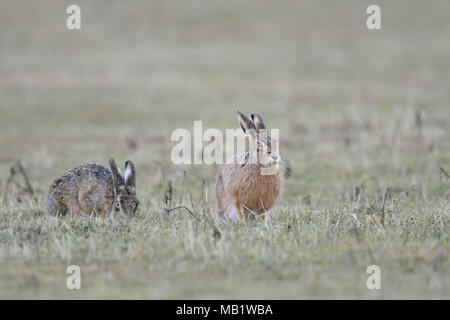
[47, 164, 115, 216]
[217, 163, 281, 221]
[216, 111, 282, 222]
[45, 159, 139, 217]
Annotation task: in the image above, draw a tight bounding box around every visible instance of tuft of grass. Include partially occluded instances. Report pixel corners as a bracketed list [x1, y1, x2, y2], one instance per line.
[0, 194, 448, 299]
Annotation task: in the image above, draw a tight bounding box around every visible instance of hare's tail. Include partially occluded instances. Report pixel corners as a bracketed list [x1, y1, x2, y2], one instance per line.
[45, 192, 68, 216]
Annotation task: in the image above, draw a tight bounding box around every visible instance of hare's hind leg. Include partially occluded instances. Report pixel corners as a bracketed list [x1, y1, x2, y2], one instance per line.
[216, 174, 234, 219]
[63, 200, 83, 217]
[224, 204, 241, 222]
[224, 201, 253, 222]
[45, 193, 68, 216]
[216, 174, 248, 222]
[78, 187, 109, 216]
[45, 193, 88, 218]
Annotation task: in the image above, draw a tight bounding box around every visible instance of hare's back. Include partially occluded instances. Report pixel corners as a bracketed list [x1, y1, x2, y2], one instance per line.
[49, 164, 113, 202]
[222, 161, 260, 192]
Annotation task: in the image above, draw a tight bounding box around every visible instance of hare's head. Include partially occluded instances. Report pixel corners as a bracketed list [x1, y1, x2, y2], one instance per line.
[109, 159, 140, 215]
[237, 110, 281, 169]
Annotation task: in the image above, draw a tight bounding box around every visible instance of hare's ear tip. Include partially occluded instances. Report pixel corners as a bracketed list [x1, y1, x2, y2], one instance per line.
[125, 160, 134, 167]
[237, 110, 248, 120]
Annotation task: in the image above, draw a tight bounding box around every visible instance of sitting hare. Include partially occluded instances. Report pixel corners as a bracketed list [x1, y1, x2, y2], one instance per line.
[45, 159, 139, 217]
[216, 111, 282, 222]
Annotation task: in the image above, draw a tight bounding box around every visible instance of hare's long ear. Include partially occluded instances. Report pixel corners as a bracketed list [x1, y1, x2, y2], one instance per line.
[251, 113, 266, 133]
[109, 158, 124, 191]
[237, 110, 257, 136]
[123, 160, 136, 188]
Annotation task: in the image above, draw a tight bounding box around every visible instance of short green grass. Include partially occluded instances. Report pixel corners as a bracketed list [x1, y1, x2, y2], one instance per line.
[0, 196, 448, 299]
[0, 0, 449, 299]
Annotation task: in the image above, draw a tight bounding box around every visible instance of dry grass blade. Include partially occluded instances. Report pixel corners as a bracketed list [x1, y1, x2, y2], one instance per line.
[164, 205, 221, 238]
[380, 187, 390, 228]
[440, 167, 450, 180]
[163, 180, 173, 210]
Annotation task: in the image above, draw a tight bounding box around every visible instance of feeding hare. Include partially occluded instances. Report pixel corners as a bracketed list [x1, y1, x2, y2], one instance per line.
[216, 111, 282, 222]
[45, 159, 139, 217]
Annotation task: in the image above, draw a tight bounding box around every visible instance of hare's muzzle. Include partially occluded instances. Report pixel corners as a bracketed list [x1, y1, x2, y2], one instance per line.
[271, 155, 281, 165]
[117, 194, 140, 215]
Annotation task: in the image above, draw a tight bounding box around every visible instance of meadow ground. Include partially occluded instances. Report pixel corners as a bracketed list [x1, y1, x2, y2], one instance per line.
[0, 0, 449, 299]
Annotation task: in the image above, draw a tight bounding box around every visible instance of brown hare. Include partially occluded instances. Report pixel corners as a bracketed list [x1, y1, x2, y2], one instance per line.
[216, 111, 282, 222]
[45, 159, 139, 217]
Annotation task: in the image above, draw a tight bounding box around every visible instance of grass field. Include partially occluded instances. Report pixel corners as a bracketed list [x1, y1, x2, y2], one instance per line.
[0, 0, 449, 299]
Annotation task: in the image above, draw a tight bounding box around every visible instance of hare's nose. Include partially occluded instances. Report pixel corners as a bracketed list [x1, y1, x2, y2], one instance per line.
[271, 155, 281, 163]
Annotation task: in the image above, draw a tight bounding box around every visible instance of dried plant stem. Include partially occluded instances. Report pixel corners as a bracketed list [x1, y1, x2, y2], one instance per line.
[3, 160, 34, 203]
[380, 187, 390, 228]
[440, 166, 450, 179]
